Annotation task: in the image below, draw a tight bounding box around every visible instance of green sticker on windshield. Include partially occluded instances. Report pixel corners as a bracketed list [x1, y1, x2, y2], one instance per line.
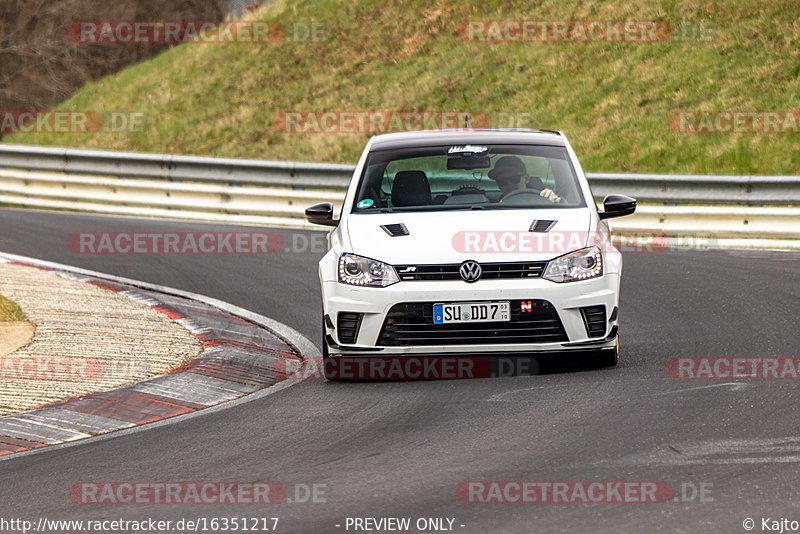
[357, 199, 374, 209]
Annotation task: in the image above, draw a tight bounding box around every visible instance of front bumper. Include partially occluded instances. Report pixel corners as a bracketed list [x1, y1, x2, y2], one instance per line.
[322, 274, 620, 356]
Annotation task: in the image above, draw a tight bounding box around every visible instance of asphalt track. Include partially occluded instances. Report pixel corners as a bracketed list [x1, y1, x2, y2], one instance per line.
[0, 207, 798, 533]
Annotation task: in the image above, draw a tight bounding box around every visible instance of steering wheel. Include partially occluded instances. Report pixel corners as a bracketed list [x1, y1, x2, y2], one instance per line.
[452, 185, 484, 195]
[498, 188, 552, 205]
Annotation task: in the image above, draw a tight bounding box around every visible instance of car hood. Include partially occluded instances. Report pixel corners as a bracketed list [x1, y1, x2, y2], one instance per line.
[343, 208, 594, 264]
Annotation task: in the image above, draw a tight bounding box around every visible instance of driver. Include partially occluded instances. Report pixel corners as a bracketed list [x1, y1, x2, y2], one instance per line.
[488, 156, 561, 202]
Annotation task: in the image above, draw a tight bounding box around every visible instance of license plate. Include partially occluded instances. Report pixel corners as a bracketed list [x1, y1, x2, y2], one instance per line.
[433, 301, 510, 324]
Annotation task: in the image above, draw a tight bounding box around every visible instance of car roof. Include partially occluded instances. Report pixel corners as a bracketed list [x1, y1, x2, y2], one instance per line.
[369, 128, 565, 151]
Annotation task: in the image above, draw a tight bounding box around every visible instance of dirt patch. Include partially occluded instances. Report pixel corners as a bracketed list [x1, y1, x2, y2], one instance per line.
[0, 321, 34, 357]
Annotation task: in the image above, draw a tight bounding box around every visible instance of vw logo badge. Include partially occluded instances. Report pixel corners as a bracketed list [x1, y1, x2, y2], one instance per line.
[459, 260, 482, 283]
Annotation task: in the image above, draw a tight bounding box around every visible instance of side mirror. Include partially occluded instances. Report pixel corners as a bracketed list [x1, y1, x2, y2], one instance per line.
[305, 202, 339, 227]
[598, 194, 637, 220]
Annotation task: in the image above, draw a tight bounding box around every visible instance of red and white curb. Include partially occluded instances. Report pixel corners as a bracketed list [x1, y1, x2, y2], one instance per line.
[0, 252, 318, 458]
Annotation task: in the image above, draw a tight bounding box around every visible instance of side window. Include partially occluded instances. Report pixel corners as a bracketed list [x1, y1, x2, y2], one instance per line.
[519, 156, 555, 189]
[549, 159, 581, 203]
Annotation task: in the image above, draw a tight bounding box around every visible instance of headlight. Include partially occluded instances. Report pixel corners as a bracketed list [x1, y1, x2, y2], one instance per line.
[338, 254, 399, 287]
[543, 246, 603, 283]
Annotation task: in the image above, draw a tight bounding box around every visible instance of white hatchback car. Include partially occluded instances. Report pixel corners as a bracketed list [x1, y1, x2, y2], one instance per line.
[306, 129, 636, 379]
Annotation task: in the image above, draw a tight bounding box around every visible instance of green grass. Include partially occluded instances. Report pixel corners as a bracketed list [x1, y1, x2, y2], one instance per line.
[0, 293, 26, 322]
[4, 0, 800, 174]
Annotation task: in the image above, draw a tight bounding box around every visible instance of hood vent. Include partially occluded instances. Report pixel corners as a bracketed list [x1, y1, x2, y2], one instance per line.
[381, 223, 410, 237]
[529, 219, 557, 233]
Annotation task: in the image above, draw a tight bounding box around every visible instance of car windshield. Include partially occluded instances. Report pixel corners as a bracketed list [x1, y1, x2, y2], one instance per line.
[352, 144, 586, 212]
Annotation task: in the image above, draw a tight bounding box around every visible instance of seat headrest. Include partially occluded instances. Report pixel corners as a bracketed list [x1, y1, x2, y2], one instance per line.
[391, 171, 431, 207]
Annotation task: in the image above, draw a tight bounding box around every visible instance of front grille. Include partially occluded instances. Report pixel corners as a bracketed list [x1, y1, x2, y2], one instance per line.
[377, 300, 568, 346]
[337, 312, 363, 344]
[580, 305, 607, 338]
[395, 261, 547, 281]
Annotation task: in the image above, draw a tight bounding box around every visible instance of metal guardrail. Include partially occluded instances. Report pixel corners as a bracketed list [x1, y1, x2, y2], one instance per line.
[0, 144, 798, 247]
[0, 144, 354, 188]
[586, 173, 800, 206]
[2, 144, 799, 203]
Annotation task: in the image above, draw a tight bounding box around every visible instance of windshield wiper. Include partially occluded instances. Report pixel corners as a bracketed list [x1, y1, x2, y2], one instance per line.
[366, 204, 491, 213]
[391, 205, 484, 212]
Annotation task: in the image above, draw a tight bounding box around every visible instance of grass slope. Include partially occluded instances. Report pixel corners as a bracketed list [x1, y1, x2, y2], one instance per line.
[0, 293, 26, 322]
[5, 0, 800, 174]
